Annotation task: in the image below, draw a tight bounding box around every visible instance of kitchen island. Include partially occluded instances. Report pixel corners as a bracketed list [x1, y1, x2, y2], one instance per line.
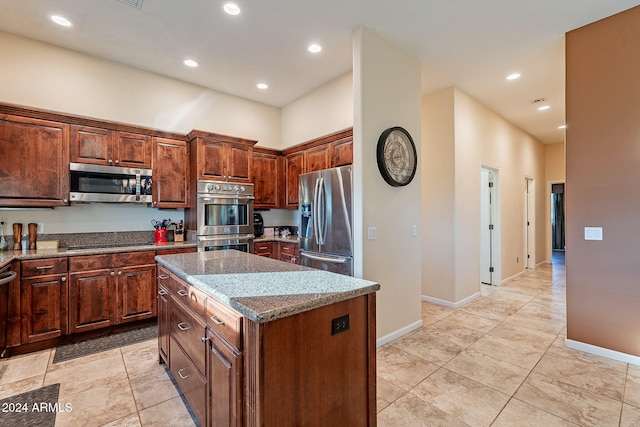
[155, 250, 379, 427]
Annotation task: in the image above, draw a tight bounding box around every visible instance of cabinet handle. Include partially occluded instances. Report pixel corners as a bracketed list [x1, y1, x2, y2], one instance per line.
[158, 289, 168, 296]
[201, 337, 209, 343]
[210, 315, 225, 326]
[35, 265, 54, 270]
[177, 368, 190, 379]
[177, 322, 192, 331]
[158, 274, 169, 280]
[177, 289, 188, 297]
[61, 277, 66, 282]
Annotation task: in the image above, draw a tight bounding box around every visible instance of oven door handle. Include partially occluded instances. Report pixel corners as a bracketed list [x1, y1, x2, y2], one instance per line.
[197, 195, 255, 202]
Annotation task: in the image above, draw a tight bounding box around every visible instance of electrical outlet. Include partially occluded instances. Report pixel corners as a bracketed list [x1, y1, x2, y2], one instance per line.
[37, 223, 44, 233]
[331, 314, 350, 335]
[367, 227, 376, 240]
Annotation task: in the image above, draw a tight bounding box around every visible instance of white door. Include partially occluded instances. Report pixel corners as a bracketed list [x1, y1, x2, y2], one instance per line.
[525, 178, 535, 269]
[480, 169, 495, 285]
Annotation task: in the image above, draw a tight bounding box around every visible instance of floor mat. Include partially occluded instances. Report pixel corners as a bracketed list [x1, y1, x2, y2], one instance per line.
[0, 383, 60, 427]
[52, 325, 157, 364]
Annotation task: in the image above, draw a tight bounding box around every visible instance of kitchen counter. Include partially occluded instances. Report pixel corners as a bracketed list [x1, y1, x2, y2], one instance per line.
[254, 235, 299, 243]
[155, 249, 379, 323]
[0, 241, 197, 269]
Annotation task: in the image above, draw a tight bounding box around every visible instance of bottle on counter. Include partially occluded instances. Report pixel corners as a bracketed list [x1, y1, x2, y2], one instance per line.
[0, 220, 7, 251]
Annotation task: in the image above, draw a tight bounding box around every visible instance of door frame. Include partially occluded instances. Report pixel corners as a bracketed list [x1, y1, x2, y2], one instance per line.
[525, 176, 535, 269]
[480, 165, 501, 286]
[547, 179, 565, 261]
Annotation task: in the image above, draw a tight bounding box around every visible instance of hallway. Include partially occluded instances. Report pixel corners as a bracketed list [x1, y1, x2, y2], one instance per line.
[377, 253, 640, 426]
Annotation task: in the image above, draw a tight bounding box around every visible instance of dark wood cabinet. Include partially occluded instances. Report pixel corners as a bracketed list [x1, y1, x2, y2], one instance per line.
[0, 114, 69, 207]
[285, 151, 305, 208]
[70, 125, 151, 168]
[331, 135, 353, 167]
[188, 130, 256, 183]
[69, 251, 156, 333]
[20, 258, 68, 343]
[152, 137, 190, 208]
[207, 327, 242, 427]
[306, 143, 330, 173]
[278, 241, 299, 264]
[253, 241, 274, 258]
[157, 280, 170, 365]
[252, 149, 284, 209]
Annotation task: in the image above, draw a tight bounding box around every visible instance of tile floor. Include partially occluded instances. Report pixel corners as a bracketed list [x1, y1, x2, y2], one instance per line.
[0, 252, 639, 426]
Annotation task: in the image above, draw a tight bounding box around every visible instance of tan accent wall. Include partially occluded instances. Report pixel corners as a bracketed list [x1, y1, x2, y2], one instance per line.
[566, 5, 640, 356]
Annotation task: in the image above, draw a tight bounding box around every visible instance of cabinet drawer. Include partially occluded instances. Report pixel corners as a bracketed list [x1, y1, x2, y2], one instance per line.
[279, 242, 298, 256]
[21, 257, 68, 278]
[168, 275, 206, 317]
[254, 241, 273, 254]
[170, 297, 206, 372]
[206, 297, 243, 350]
[169, 337, 207, 426]
[69, 254, 111, 272]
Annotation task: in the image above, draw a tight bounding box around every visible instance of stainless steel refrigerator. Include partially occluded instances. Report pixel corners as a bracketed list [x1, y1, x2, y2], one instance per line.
[298, 165, 353, 276]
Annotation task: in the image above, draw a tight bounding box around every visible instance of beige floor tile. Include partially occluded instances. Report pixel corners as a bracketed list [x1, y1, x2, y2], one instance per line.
[100, 413, 142, 427]
[460, 298, 521, 322]
[48, 348, 122, 373]
[377, 393, 468, 427]
[54, 378, 137, 427]
[515, 372, 622, 426]
[121, 339, 161, 378]
[0, 374, 44, 399]
[376, 377, 406, 413]
[376, 345, 438, 390]
[505, 311, 566, 335]
[620, 403, 640, 427]
[390, 329, 465, 366]
[420, 301, 455, 327]
[138, 395, 196, 427]
[45, 352, 128, 398]
[444, 349, 529, 395]
[0, 349, 51, 385]
[492, 398, 577, 426]
[425, 318, 486, 348]
[411, 368, 510, 427]
[469, 333, 546, 371]
[129, 364, 180, 410]
[534, 339, 627, 401]
[488, 319, 556, 350]
[438, 310, 501, 334]
[626, 364, 640, 408]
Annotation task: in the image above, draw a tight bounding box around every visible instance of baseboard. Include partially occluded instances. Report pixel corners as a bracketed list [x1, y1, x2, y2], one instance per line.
[421, 292, 480, 308]
[565, 339, 640, 366]
[376, 320, 422, 347]
[501, 270, 526, 284]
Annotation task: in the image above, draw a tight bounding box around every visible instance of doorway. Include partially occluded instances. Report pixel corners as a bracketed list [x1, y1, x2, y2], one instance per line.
[525, 178, 535, 269]
[551, 183, 565, 251]
[480, 167, 498, 285]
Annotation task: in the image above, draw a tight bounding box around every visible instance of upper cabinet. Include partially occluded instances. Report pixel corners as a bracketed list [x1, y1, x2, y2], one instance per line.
[188, 130, 257, 183]
[70, 125, 152, 169]
[252, 148, 284, 209]
[0, 113, 70, 207]
[152, 137, 190, 209]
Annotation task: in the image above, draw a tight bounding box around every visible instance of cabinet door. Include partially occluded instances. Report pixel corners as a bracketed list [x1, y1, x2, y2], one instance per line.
[114, 131, 152, 168]
[158, 283, 170, 366]
[0, 114, 69, 207]
[70, 125, 112, 165]
[199, 139, 226, 181]
[208, 328, 243, 427]
[331, 138, 353, 167]
[279, 242, 299, 264]
[152, 137, 190, 208]
[306, 144, 330, 173]
[118, 263, 156, 323]
[252, 152, 281, 209]
[227, 144, 251, 182]
[20, 275, 68, 343]
[69, 269, 115, 333]
[285, 151, 305, 208]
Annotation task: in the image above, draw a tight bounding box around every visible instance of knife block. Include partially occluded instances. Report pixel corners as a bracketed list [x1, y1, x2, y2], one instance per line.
[13, 223, 22, 251]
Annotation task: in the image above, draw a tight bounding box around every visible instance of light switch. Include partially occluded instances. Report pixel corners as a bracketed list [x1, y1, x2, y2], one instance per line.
[584, 227, 603, 241]
[412, 225, 417, 236]
[367, 227, 376, 240]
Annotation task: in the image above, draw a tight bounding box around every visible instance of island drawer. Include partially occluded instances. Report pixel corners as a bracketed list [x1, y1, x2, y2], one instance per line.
[167, 274, 207, 317]
[206, 297, 243, 350]
[21, 257, 68, 278]
[169, 336, 207, 426]
[170, 296, 207, 372]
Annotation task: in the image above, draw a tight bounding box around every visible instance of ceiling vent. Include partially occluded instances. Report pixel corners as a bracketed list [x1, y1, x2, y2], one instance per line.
[530, 98, 546, 104]
[116, 0, 143, 9]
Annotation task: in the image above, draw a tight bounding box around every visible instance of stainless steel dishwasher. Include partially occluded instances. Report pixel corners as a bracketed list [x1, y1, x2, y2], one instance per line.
[0, 263, 17, 358]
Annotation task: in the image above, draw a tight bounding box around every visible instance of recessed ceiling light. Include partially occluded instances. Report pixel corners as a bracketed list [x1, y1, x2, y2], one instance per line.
[538, 105, 550, 111]
[256, 83, 268, 90]
[50, 15, 72, 27]
[183, 59, 199, 67]
[506, 73, 521, 80]
[558, 125, 567, 129]
[308, 44, 322, 53]
[223, 2, 241, 15]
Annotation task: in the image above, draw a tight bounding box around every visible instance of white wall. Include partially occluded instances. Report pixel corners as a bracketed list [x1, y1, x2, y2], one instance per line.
[280, 72, 353, 149]
[353, 27, 422, 342]
[544, 141, 565, 262]
[421, 87, 546, 304]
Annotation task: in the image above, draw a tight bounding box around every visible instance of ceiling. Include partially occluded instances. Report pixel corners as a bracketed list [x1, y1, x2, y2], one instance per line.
[0, 0, 639, 144]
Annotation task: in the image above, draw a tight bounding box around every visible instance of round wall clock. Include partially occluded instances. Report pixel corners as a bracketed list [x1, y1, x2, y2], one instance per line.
[376, 126, 417, 187]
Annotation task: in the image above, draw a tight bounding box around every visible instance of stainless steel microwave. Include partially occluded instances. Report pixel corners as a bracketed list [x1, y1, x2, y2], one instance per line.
[69, 162, 152, 203]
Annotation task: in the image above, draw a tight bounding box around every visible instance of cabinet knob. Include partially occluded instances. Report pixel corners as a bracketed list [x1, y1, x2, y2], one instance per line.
[108, 159, 113, 164]
[115, 159, 120, 164]
[118, 270, 122, 276]
[110, 271, 115, 276]
[61, 276, 66, 282]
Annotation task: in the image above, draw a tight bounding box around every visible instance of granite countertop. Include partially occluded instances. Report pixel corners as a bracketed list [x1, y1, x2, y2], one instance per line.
[156, 250, 380, 324]
[254, 235, 299, 243]
[0, 241, 198, 269]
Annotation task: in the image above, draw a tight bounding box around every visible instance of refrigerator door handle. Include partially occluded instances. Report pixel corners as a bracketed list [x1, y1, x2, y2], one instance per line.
[318, 176, 327, 245]
[300, 252, 347, 264]
[313, 177, 322, 245]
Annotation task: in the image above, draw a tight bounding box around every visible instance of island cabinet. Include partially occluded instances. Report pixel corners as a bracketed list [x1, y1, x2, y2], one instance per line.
[68, 251, 156, 334]
[151, 137, 190, 208]
[20, 257, 68, 343]
[188, 130, 257, 183]
[70, 125, 152, 169]
[0, 114, 70, 207]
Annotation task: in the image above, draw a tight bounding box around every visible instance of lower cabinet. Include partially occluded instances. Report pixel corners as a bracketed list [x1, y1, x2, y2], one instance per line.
[278, 241, 299, 264]
[157, 275, 170, 366]
[170, 336, 207, 425]
[207, 327, 242, 427]
[20, 258, 68, 343]
[253, 241, 274, 258]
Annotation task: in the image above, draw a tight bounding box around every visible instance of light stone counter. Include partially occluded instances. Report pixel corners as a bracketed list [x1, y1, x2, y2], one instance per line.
[155, 250, 379, 323]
